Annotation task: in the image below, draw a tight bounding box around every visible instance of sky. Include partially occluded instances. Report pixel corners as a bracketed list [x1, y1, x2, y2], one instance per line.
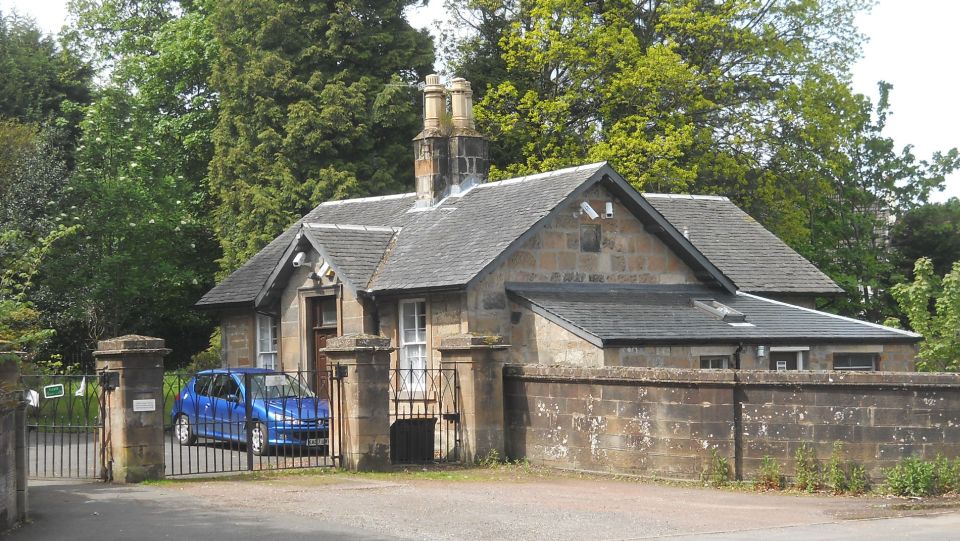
[3, 0, 958, 202]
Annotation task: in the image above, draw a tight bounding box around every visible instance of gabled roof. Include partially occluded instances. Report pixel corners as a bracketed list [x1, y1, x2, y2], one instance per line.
[506, 283, 918, 346]
[301, 224, 398, 292]
[195, 193, 413, 308]
[198, 162, 841, 310]
[644, 194, 843, 295]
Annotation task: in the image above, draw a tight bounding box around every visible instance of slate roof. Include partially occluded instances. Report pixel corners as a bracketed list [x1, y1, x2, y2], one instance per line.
[506, 283, 918, 346]
[195, 193, 414, 308]
[368, 163, 607, 292]
[301, 224, 398, 292]
[644, 194, 843, 295]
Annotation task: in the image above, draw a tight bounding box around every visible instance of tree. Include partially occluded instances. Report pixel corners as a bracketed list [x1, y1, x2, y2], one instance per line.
[0, 9, 92, 159]
[25, 0, 222, 365]
[801, 83, 960, 321]
[445, 1, 960, 320]
[208, 0, 435, 272]
[891, 198, 960, 279]
[889, 258, 960, 372]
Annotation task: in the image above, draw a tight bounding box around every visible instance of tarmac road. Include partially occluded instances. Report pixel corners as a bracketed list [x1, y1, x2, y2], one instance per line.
[6, 470, 960, 541]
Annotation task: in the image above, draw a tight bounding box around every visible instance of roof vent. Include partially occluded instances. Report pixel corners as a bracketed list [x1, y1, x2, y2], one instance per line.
[693, 299, 746, 323]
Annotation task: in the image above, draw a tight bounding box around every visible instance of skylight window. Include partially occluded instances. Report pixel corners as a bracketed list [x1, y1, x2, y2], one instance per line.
[693, 299, 747, 323]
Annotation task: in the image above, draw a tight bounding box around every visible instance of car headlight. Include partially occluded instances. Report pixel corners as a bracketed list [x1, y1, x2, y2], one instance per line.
[269, 412, 302, 425]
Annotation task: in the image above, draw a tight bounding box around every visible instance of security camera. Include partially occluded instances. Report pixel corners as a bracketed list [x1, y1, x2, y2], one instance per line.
[604, 202, 614, 219]
[580, 201, 599, 220]
[292, 251, 306, 268]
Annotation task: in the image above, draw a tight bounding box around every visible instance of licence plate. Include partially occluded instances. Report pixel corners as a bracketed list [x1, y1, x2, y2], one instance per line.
[306, 438, 328, 446]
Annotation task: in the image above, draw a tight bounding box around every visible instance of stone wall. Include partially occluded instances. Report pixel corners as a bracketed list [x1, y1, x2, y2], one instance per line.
[0, 408, 17, 530]
[222, 310, 255, 367]
[504, 365, 960, 481]
[471, 183, 699, 352]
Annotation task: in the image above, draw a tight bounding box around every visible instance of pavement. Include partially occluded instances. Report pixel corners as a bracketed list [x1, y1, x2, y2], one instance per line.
[4, 470, 960, 541]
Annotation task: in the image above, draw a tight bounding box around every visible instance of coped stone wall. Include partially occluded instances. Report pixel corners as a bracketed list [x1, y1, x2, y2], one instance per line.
[504, 365, 960, 481]
[0, 408, 17, 530]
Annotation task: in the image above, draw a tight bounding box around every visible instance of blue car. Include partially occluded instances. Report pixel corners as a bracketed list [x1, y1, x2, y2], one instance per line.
[171, 368, 329, 456]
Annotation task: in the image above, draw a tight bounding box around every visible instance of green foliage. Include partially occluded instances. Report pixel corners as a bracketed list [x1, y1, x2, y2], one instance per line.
[890, 258, 960, 371]
[884, 457, 937, 497]
[753, 455, 783, 491]
[705, 449, 730, 488]
[207, 0, 435, 273]
[186, 328, 222, 372]
[27, 0, 220, 364]
[826, 442, 848, 494]
[446, 1, 960, 322]
[892, 199, 960, 280]
[848, 464, 868, 495]
[793, 443, 821, 493]
[0, 9, 93, 157]
[934, 455, 960, 494]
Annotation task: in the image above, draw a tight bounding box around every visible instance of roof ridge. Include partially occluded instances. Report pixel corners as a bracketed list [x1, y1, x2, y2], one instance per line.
[317, 192, 415, 207]
[642, 193, 730, 202]
[475, 161, 608, 190]
[303, 223, 400, 233]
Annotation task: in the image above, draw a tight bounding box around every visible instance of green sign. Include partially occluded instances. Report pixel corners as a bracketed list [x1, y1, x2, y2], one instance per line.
[43, 384, 65, 399]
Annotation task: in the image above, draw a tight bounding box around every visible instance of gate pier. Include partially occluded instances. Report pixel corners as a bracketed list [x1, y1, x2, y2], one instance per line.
[94, 335, 169, 483]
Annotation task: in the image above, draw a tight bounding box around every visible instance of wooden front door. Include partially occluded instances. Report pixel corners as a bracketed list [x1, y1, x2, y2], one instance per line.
[310, 297, 338, 399]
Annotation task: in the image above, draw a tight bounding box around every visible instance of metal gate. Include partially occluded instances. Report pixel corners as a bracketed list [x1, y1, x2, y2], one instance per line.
[20, 373, 103, 479]
[162, 368, 342, 476]
[389, 367, 461, 463]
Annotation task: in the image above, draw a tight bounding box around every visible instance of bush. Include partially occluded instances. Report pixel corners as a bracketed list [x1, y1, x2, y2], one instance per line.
[848, 464, 868, 495]
[754, 455, 783, 490]
[794, 443, 820, 493]
[186, 330, 222, 373]
[826, 442, 848, 494]
[885, 458, 937, 497]
[706, 449, 730, 488]
[934, 455, 960, 494]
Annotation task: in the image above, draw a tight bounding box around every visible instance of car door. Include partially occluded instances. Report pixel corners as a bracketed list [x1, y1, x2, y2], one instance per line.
[209, 374, 244, 442]
[191, 375, 214, 437]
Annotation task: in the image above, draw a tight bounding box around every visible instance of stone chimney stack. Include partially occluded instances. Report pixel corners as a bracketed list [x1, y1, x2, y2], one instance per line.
[413, 75, 489, 209]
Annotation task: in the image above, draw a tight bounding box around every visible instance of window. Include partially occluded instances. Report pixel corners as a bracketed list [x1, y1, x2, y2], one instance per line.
[256, 313, 278, 370]
[833, 353, 877, 371]
[700, 356, 729, 369]
[210, 374, 240, 400]
[399, 299, 427, 393]
[193, 375, 213, 396]
[580, 224, 601, 252]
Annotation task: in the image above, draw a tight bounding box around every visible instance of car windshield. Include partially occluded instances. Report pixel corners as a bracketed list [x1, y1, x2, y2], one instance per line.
[247, 373, 316, 399]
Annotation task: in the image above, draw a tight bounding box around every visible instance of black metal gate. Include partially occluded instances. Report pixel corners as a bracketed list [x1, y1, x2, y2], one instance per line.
[389, 367, 461, 463]
[20, 373, 103, 479]
[162, 368, 342, 476]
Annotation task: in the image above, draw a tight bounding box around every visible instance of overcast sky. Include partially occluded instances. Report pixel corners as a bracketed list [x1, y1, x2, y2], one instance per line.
[3, 0, 958, 202]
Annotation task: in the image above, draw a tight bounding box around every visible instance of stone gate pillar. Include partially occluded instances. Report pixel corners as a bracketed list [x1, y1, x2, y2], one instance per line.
[438, 334, 508, 463]
[322, 334, 392, 471]
[94, 335, 169, 483]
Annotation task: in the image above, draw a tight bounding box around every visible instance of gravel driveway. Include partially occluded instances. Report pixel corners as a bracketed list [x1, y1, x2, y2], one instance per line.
[152, 466, 960, 540]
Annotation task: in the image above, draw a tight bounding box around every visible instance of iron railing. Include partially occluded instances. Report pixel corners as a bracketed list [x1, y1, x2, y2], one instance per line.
[389, 367, 461, 463]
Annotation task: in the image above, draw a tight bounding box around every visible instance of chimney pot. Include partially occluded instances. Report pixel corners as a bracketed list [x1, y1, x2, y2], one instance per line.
[422, 73, 445, 130]
[450, 77, 475, 130]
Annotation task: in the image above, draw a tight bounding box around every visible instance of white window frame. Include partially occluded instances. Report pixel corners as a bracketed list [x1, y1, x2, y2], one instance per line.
[770, 346, 808, 371]
[398, 299, 428, 393]
[256, 313, 278, 371]
[699, 356, 730, 369]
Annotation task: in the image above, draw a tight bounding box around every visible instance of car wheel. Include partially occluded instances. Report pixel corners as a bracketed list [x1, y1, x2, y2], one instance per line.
[251, 422, 268, 456]
[174, 414, 196, 445]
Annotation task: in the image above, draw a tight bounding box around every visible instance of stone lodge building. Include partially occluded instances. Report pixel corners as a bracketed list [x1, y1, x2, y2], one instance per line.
[196, 75, 919, 381]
